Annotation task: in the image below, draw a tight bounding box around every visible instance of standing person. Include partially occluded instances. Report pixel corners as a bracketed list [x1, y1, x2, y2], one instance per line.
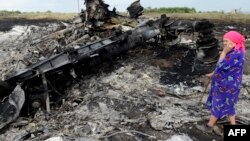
[197, 31, 246, 133]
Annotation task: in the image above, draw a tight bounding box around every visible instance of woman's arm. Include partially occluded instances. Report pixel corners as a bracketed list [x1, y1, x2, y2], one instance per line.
[206, 46, 234, 78]
[216, 48, 242, 71]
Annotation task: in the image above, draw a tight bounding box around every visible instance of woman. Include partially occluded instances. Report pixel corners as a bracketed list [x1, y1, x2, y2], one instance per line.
[198, 31, 246, 132]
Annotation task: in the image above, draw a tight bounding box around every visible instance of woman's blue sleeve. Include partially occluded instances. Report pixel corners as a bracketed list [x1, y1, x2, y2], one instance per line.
[216, 52, 240, 71]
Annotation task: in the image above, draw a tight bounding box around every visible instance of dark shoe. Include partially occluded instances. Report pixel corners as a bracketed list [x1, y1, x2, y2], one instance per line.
[195, 123, 213, 134]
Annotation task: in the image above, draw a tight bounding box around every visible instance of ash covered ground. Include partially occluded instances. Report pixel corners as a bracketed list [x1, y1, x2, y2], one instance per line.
[0, 19, 250, 141]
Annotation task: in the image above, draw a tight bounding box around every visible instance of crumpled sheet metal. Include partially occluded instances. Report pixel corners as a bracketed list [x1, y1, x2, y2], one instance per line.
[0, 85, 25, 129]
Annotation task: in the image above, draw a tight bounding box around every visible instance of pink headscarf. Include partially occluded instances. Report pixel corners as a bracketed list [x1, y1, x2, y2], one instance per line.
[223, 31, 246, 53]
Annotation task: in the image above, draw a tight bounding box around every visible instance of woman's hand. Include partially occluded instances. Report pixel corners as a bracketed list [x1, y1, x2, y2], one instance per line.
[219, 46, 233, 61]
[220, 38, 234, 60]
[222, 39, 234, 54]
[206, 71, 214, 79]
[223, 45, 233, 54]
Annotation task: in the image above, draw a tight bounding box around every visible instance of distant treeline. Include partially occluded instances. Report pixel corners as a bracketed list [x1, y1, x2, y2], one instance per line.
[0, 10, 21, 16]
[144, 7, 196, 13]
[0, 10, 55, 16]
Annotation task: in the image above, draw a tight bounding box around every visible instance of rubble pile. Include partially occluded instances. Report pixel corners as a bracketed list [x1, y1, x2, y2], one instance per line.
[0, 24, 63, 79]
[0, 0, 250, 141]
[1, 38, 250, 140]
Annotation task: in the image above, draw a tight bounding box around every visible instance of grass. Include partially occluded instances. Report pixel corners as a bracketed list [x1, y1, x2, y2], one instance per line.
[0, 12, 77, 21]
[144, 7, 196, 13]
[0, 11, 250, 24]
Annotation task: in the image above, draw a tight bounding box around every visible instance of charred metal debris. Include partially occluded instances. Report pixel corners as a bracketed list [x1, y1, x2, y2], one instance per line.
[0, 0, 220, 129]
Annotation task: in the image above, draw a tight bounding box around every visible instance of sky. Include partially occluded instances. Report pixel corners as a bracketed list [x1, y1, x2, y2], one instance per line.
[0, 0, 249, 13]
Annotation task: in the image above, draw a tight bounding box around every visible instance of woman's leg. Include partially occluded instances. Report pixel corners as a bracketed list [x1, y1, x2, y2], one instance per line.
[228, 115, 236, 125]
[207, 115, 218, 127]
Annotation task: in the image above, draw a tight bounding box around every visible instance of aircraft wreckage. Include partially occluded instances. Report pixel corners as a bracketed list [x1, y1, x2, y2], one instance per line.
[0, 0, 219, 129]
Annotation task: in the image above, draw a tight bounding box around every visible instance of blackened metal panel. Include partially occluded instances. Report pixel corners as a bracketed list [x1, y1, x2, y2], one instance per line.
[78, 47, 90, 54]
[90, 42, 102, 50]
[102, 39, 113, 45]
[50, 54, 71, 68]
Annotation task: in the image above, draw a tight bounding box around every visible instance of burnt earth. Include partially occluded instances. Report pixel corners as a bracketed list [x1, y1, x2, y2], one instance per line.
[0, 18, 61, 32]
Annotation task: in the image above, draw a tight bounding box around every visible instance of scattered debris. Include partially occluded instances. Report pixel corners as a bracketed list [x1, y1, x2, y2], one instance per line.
[0, 0, 249, 141]
[165, 134, 193, 141]
[127, 0, 144, 19]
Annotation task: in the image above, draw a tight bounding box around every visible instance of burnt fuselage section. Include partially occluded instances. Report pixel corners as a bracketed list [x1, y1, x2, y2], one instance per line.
[1, 16, 219, 115]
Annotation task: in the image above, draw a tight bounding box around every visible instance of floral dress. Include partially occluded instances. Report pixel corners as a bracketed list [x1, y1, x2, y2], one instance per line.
[206, 49, 245, 119]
